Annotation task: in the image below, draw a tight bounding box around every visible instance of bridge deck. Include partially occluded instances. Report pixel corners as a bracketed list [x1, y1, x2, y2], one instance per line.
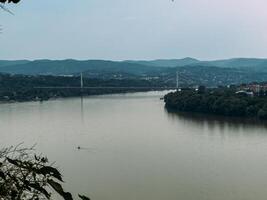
[35, 86, 177, 90]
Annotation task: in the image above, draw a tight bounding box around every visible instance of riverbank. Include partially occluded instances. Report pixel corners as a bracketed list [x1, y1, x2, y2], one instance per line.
[164, 89, 267, 120]
[0, 73, 172, 103]
[0, 88, 158, 104]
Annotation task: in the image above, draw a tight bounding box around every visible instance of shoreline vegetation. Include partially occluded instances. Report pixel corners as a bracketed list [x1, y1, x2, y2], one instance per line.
[164, 87, 267, 120]
[0, 74, 170, 103]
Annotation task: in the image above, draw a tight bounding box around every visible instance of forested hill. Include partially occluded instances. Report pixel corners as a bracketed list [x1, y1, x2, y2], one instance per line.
[1, 58, 267, 87]
[125, 57, 200, 67]
[0, 60, 30, 67]
[0, 59, 168, 76]
[126, 58, 267, 71]
[194, 58, 267, 72]
[1, 58, 267, 75]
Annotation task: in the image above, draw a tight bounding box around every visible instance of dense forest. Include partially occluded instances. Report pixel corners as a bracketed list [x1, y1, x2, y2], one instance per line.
[164, 88, 267, 120]
[0, 73, 171, 102]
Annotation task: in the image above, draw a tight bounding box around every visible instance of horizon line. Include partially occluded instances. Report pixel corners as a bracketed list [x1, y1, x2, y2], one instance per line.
[2, 57, 267, 62]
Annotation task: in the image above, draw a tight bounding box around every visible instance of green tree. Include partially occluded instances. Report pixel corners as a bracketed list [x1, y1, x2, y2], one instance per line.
[257, 104, 267, 119]
[0, 144, 90, 200]
[0, 0, 20, 3]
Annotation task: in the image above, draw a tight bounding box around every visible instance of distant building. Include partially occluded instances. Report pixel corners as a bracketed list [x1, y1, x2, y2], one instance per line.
[238, 83, 267, 96]
[235, 90, 254, 97]
[227, 84, 237, 89]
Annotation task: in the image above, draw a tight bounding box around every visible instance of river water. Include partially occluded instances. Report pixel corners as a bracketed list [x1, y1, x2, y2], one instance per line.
[1, 91, 267, 200]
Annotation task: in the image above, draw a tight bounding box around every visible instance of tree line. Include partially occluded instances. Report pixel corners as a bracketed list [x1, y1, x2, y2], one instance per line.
[0, 73, 167, 102]
[164, 88, 267, 120]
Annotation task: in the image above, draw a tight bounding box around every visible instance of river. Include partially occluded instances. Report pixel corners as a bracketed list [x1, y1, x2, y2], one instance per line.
[1, 91, 267, 200]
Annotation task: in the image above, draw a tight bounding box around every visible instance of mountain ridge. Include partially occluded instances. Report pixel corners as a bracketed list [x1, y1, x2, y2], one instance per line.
[0, 58, 267, 86]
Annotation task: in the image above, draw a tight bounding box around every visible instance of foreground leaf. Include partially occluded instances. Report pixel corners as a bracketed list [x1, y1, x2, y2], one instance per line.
[78, 194, 90, 200]
[48, 179, 73, 200]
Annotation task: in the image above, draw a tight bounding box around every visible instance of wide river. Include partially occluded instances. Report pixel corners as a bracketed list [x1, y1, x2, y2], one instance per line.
[1, 91, 267, 200]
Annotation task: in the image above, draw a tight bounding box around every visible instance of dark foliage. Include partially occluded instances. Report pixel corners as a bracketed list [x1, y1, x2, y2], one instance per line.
[0, 0, 20, 3]
[0, 145, 90, 200]
[164, 88, 267, 119]
[0, 73, 168, 103]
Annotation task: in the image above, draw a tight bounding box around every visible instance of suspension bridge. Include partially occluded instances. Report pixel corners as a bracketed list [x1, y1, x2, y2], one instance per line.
[34, 71, 189, 91]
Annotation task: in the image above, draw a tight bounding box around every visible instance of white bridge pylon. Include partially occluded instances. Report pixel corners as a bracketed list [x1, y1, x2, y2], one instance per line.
[80, 72, 84, 89]
[176, 71, 179, 90]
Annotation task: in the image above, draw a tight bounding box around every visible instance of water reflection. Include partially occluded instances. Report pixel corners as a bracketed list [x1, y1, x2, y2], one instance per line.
[165, 107, 267, 136]
[80, 96, 84, 124]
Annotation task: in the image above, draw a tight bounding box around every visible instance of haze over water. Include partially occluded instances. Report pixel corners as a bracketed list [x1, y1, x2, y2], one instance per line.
[1, 91, 267, 200]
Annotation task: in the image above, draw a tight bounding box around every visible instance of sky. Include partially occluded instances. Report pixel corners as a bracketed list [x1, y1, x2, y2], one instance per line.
[0, 0, 267, 60]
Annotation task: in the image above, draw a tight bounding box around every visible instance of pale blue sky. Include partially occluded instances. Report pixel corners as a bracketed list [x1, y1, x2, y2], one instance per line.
[1, 0, 267, 60]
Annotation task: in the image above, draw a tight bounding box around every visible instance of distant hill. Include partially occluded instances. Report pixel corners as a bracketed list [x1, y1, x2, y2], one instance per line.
[1, 58, 267, 86]
[0, 60, 30, 68]
[0, 59, 168, 76]
[125, 58, 267, 72]
[195, 58, 267, 71]
[125, 57, 199, 67]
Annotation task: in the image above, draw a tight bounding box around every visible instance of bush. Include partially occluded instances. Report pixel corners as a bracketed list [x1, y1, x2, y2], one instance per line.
[0, 144, 90, 200]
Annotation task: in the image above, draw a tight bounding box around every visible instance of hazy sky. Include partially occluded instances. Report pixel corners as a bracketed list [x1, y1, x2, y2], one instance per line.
[1, 0, 267, 60]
